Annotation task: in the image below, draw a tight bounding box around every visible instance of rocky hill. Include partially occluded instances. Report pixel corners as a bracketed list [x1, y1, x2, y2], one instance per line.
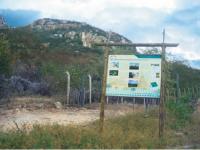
[1, 18, 135, 57]
[28, 18, 131, 48]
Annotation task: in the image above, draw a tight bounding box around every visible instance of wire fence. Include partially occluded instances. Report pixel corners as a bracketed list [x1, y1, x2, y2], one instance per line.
[0, 72, 200, 107]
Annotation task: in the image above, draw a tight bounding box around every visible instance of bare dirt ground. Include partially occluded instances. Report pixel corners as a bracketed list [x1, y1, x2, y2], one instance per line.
[0, 96, 145, 131]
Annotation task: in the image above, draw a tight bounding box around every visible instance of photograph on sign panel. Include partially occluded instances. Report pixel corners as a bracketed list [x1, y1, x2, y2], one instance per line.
[129, 72, 139, 79]
[128, 80, 138, 87]
[111, 61, 119, 68]
[129, 62, 139, 70]
[109, 70, 118, 76]
[156, 73, 160, 78]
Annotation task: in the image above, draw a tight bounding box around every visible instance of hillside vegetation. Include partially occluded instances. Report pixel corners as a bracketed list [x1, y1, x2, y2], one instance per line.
[0, 18, 200, 98]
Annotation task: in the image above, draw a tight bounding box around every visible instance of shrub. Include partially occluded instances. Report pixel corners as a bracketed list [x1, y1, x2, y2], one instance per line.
[166, 96, 195, 129]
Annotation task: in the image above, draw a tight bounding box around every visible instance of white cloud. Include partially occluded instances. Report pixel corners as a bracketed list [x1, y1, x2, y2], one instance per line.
[166, 26, 200, 60]
[0, 0, 178, 21]
[0, 0, 177, 11]
[0, 0, 200, 61]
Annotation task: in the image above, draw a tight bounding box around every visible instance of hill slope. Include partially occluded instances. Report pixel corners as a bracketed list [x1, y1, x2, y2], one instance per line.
[0, 18, 136, 95]
[0, 18, 199, 98]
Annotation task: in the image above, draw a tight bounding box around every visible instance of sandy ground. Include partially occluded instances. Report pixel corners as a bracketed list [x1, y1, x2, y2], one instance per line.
[0, 97, 146, 131]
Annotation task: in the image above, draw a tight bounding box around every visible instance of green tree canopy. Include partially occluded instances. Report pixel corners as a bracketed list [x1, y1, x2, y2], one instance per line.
[0, 34, 11, 76]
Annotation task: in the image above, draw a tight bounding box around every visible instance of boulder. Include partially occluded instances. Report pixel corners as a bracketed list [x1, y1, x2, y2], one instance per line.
[13, 108, 20, 114]
[54, 101, 62, 109]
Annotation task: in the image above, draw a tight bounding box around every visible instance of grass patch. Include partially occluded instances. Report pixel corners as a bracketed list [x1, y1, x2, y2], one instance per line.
[0, 109, 167, 149]
[0, 102, 199, 149]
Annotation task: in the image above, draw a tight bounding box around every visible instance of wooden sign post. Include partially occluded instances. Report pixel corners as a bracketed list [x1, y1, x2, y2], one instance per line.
[99, 32, 111, 133]
[94, 30, 179, 138]
[159, 29, 166, 138]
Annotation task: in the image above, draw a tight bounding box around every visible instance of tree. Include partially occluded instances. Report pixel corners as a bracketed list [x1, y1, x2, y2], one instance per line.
[0, 34, 11, 76]
[171, 60, 200, 89]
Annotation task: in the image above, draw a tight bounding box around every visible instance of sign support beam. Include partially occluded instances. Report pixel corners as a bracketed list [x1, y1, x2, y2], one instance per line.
[94, 43, 178, 47]
[95, 30, 178, 138]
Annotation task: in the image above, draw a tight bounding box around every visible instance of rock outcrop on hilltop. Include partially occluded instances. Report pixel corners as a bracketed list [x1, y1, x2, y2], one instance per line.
[29, 18, 132, 47]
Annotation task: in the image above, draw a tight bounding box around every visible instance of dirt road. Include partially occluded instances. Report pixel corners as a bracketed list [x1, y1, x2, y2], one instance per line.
[0, 97, 145, 131]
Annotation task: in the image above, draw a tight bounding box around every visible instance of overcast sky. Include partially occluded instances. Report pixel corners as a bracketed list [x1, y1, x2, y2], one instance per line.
[0, 0, 200, 61]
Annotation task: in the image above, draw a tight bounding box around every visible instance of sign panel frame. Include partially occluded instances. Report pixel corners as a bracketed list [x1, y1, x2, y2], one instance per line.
[106, 54, 161, 98]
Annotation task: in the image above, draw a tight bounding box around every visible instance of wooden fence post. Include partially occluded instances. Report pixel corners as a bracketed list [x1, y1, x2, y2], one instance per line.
[179, 88, 181, 97]
[166, 89, 169, 101]
[106, 96, 109, 104]
[88, 74, 92, 104]
[133, 97, 135, 112]
[192, 87, 195, 98]
[176, 73, 180, 101]
[197, 87, 200, 97]
[187, 88, 191, 97]
[183, 88, 186, 96]
[144, 98, 146, 113]
[121, 97, 124, 103]
[65, 71, 70, 106]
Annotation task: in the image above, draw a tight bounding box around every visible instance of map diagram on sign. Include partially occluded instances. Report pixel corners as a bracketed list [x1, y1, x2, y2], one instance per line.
[106, 55, 161, 98]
